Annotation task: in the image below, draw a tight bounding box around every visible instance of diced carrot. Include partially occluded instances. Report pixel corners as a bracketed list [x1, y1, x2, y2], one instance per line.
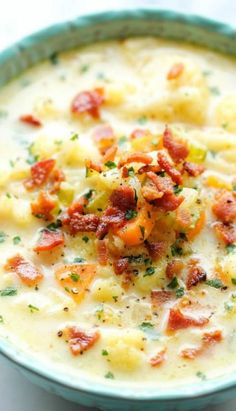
[55, 264, 96, 303]
[187, 210, 205, 241]
[114, 203, 157, 246]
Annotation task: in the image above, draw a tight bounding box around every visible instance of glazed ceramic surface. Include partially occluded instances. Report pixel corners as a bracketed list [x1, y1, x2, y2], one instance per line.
[1, 9, 236, 411]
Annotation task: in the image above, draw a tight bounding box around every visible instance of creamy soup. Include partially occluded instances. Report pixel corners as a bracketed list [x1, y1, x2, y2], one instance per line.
[0, 38, 236, 388]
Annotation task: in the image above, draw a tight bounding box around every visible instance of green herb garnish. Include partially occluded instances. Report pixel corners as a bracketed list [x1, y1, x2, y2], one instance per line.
[209, 86, 221, 96]
[231, 278, 236, 285]
[137, 116, 147, 125]
[0, 287, 17, 296]
[176, 287, 185, 298]
[0, 231, 7, 244]
[173, 185, 183, 195]
[196, 371, 207, 381]
[28, 304, 39, 313]
[125, 210, 137, 220]
[226, 244, 236, 254]
[70, 133, 78, 141]
[82, 236, 89, 243]
[49, 52, 59, 65]
[144, 266, 155, 277]
[105, 371, 115, 379]
[167, 276, 179, 289]
[46, 220, 62, 231]
[69, 273, 80, 282]
[104, 161, 117, 169]
[13, 236, 21, 245]
[102, 349, 109, 356]
[139, 225, 145, 240]
[206, 279, 224, 289]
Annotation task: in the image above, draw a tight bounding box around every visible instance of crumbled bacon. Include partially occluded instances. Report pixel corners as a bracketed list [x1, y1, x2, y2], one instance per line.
[142, 184, 163, 202]
[103, 145, 118, 164]
[121, 271, 135, 290]
[63, 326, 100, 356]
[19, 114, 42, 127]
[118, 152, 152, 168]
[92, 124, 115, 155]
[138, 164, 161, 174]
[33, 229, 64, 252]
[24, 159, 56, 190]
[146, 171, 173, 195]
[85, 159, 103, 173]
[166, 259, 184, 280]
[149, 348, 167, 367]
[213, 222, 236, 245]
[157, 152, 183, 185]
[71, 88, 104, 119]
[181, 330, 223, 359]
[183, 161, 205, 177]
[96, 206, 125, 239]
[212, 191, 236, 223]
[113, 257, 129, 275]
[145, 241, 167, 261]
[167, 307, 209, 331]
[167, 63, 184, 80]
[97, 239, 109, 266]
[31, 191, 56, 221]
[186, 260, 207, 289]
[151, 290, 173, 308]
[122, 166, 129, 178]
[63, 213, 100, 235]
[154, 192, 184, 211]
[50, 169, 65, 194]
[5, 254, 43, 286]
[110, 186, 136, 211]
[163, 126, 189, 164]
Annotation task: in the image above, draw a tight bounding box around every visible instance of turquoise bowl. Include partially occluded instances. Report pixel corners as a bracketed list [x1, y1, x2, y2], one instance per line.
[1, 8, 236, 411]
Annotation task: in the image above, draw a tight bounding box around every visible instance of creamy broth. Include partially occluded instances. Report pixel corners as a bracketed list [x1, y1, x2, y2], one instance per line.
[0, 38, 236, 388]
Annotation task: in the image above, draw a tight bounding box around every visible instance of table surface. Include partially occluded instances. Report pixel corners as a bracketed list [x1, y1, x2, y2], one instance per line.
[0, 1, 235, 410]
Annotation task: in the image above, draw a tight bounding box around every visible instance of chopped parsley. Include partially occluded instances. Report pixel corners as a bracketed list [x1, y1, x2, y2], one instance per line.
[104, 161, 117, 169]
[137, 115, 147, 125]
[206, 279, 224, 289]
[224, 302, 233, 312]
[196, 371, 207, 381]
[118, 136, 127, 146]
[70, 133, 79, 141]
[80, 64, 89, 73]
[102, 349, 109, 356]
[173, 185, 183, 195]
[82, 236, 89, 243]
[72, 257, 86, 264]
[0, 231, 7, 244]
[222, 122, 228, 129]
[144, 266, 155, 277]
[138, 322, 154, 331]
[69, 273, 80, 282]
[138, 322, 160, 340]
[28, 304, 39, 313]
[26, 152, 39, 165]
[13, 236, 21, 245]
[0, 287, 17, 296]
[209, 86, 221, 96]
[139, 225, 145, 240]
[95, 304, 104, 320]
[49, 52, 59, 65]
[167, 276, 179, 289]
[46, 220, 62, 231]
[84, 189, 94, 200]
[112, 296, 118, 302]
[226, 244, 236, 254]
[171, 240, 183, 257]
[0, 315, 3, 323]
[125, 210, 137, 220]
[105, 371, 115, 379]
[231, 278, 236, 285]
[6, 193, 11, 198]
[176, 287, 185, 298]
[127, 166, 135, 176]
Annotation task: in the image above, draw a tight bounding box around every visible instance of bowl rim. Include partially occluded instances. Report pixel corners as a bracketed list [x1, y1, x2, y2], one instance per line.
[0, 7, 236, 402]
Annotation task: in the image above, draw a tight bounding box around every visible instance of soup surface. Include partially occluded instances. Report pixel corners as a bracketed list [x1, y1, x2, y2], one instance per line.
[0, 38, 236, 388]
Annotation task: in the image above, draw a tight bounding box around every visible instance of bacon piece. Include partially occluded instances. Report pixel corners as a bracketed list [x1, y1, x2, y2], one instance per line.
[103, 145, 118, 164]
[96, 206, 125, 239]
[176, 208, 191, 230]
[31, 191, 56, 221]
[71, 88, 104, 119]
[146, 171, 173, 195]
[183, 161, 205, 177]
[167, 63, 184, 80]
[122, 166, 129, 178]
[118, 152, 152, 168]
[181, 330, 223, 359]
[25, 159, 55, 190]
[63, 326, 100, 356]
[167, 307, 209, 332]
[64, 213, 100, 235]
[110, 186, 136, 211]
[213, 222, 236, 245]
[85, 159, 103, 173]
[157, 152, 183, 185]
[145, 241, 167, 261]
[138, 164, 161, 174]
[186, 260, 207, 289]
[33, 229, 64, 252]
[121, 271, 135, 290]
[92, 124, 115, 155]
[166, 259, 184, 280]
[50, 169, 65, 194]
[142, 184, 163, 202]
[97, 239, 109, 266]
[113, 257, 129, 275]
[55, 264, 96, 303]
[149, 348, 167, 367]
[5, 254, 43, 286]
[212, 191, 236, 223]
[19, 114, 42, 127]
[151, 290, 173, 308]
[154, 192, 184, 211]
[163, 126, 189, 164]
